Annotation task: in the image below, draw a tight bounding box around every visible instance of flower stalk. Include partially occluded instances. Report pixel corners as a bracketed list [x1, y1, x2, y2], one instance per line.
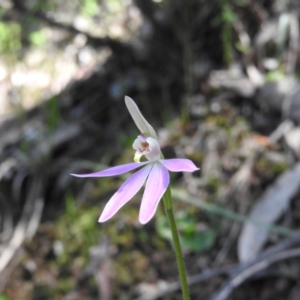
[163, 186, 190, 300]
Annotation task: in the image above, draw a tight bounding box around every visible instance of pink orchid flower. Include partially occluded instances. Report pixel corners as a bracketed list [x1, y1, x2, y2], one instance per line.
[71, 96, 199, 224]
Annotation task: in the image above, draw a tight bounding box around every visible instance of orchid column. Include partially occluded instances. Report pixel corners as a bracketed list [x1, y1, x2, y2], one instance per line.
[72, 96, 199, 300]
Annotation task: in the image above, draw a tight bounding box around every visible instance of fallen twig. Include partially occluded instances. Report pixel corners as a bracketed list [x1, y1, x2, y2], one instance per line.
[135, 228, 300, 300]
[0, 175, 44, 291]
[211, 247, 300, 300]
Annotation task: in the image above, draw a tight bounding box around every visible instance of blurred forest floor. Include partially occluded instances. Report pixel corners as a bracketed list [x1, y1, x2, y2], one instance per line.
[1, 0, 300, 299]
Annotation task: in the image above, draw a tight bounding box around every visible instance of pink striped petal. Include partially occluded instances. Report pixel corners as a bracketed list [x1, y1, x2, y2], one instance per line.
[99, 164, 152, 222]
[139, 162, 170, 224]
[71, 162, 148, 178]
[160, 159, 199, 172]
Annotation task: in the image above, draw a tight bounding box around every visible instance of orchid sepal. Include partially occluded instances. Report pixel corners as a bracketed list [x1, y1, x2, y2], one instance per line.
[125, 96, 158, 139]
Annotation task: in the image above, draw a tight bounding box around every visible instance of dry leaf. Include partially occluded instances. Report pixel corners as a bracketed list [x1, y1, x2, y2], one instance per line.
[284, 126, 300, 157]
[237, 163, 300, 262]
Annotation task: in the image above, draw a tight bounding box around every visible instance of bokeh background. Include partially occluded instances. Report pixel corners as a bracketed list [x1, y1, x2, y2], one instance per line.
[1, 0, 300, 299]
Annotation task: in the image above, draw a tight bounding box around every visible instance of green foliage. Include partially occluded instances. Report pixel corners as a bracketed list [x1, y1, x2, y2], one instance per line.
[57, 194, 99, 265]
[220, 4, 236, 65]
[207, 176, 221, 193]
[266, 70, 286, 82]
[0, 295, 9, 300]
[181, 229, 216, 253]
[106, 0, 123, 13]
[174, 189, 295, 237]
[31, 0, 59, 12]
[212, 3, 238, 65]
[255, 153, 288, 182]
[156, 210, 216, 253]
[221, 4, 237, 24]
[47, 95, 60, 133]
[0, 21, 21, 54]
[80, 0, 99, 16]
[19, 139, 29, 155]
[235, 41, 250, 54]
[29, 29, 47, 47]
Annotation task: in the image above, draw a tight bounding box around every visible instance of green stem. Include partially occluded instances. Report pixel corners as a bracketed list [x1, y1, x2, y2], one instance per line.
[162, 186, 190, 300]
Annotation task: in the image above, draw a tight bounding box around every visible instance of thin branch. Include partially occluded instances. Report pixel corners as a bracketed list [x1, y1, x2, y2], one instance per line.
[135, 230, 300, 300]
[10, 0, 131, 53]
[211, 248, 300, 300]
[0, 175, 44, 291]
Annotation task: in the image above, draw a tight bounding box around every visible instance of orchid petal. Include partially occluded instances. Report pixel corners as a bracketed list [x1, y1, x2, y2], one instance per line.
[125, 96, 158, 139]
[160, 158, 199, 172]
[99, 164, 153, 222]
[139, 162, 170, 224]
[133, 136, 161, 163]
[71, 162, 148, 178]
[144, 137, 161, 162]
